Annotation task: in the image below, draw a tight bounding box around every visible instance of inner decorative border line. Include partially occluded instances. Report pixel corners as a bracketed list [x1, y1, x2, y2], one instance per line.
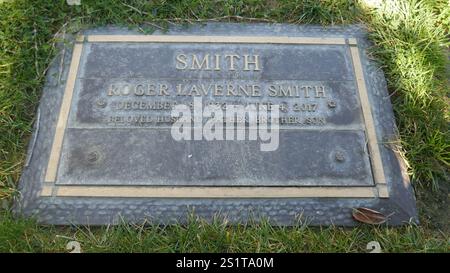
[87, 35, 347, 45]
[44, 42, 83, 183]
[42, 35, 388, 199]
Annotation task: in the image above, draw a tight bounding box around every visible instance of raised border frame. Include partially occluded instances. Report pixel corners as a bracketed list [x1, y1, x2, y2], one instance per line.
[40, 35, 388, 199]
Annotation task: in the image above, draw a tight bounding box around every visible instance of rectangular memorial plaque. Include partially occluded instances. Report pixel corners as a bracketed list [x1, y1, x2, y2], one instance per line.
[16, 24, 418, 225]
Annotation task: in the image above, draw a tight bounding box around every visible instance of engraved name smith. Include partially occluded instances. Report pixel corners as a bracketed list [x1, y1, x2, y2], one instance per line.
[175, 53, 261, 71]
[107, 82, 327, 98]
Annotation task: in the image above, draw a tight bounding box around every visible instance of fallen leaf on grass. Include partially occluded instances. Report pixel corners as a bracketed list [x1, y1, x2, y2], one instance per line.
[352, 207, 387, 225]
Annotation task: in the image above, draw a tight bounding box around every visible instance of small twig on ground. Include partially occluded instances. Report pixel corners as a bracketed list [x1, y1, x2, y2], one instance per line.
[122, 2, 149, 15]
[142, 22, 165, 30]
[58, 30, 66, 84]
[56, 235, 77, 241]
[128, 16, 146, 33]
[165, 15, 277, 23]
[33, 23, 39, 78]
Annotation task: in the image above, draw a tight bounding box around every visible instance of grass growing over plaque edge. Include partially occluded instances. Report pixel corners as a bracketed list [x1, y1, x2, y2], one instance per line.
[0, 210, 448, 253]
[0, 0, 448, 252]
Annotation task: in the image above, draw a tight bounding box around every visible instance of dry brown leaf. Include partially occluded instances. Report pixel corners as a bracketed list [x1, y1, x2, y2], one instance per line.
[352, 207, 387, 225]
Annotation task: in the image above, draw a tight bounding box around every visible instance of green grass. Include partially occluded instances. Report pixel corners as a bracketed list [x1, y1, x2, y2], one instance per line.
[365, 0, 449, 188]
[0, 211, 448, 253]
[0, 0, 449, 252]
